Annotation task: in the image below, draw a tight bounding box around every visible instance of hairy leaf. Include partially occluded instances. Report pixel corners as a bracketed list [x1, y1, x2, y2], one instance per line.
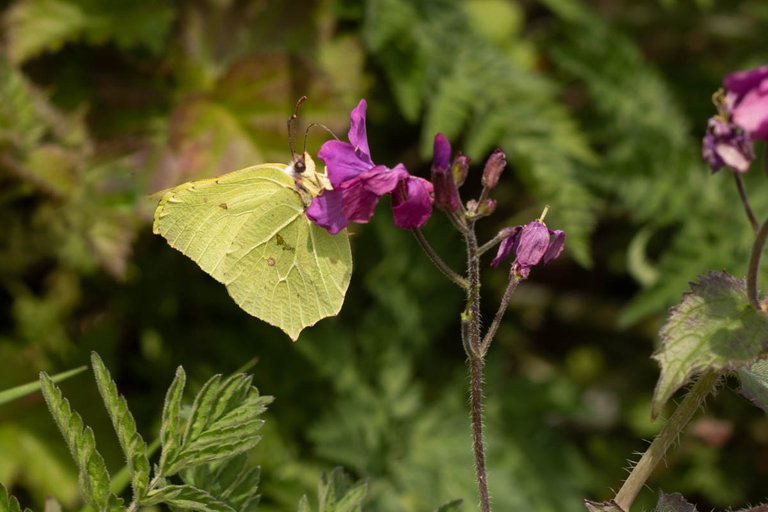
[298, 468, 367, 512]
[39, 372, 122, 511]
[655, 492, 697, 512]
[180, 453, 261, 512]
[0, 482, 26, 512]
[159, 366, 187, 476]
[143, 484, 235, 512]
[652, 272, 768, 417]
[90, 352, 151, 499]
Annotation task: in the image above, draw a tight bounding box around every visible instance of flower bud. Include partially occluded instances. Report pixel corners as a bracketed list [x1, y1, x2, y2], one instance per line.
[430, 133, 460, 212]
[452, 153, 470, 187]
[477, 198, 496, 217]
[481, 149, 506, 190]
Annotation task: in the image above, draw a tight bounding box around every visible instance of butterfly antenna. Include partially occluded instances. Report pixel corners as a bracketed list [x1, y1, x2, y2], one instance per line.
[288, 96, 308, 160]
[302, 122, 340, 156]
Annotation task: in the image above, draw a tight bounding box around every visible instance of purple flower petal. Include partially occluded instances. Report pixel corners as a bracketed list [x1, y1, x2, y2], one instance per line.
[514, 221, 551, 271]
[431, 133, 460, 212]
[724, 66, 768, 99]
[306, 190, 349, 234]
[352, 164, 409, 196]
[339, 185, 381, 224]
[318, 140, 371, 188]
[348, 99, 372, 165]
[433, 133, 452, 172]
[542, 230, 566, 264]
[392, 175, 434, 229]
[490, 226, 521, 268]
[702, 117, 754, 173]
[732, 83, 768, 141]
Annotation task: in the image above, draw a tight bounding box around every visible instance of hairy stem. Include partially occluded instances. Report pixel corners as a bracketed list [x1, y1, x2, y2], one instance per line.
[479, 271, 520, 356]
[733, 172, 758, 232]
[412, 229, 469, 289]
[613, 371, 719, 511]
[747, 216, 768, 309]
[464, 226, 491, 512]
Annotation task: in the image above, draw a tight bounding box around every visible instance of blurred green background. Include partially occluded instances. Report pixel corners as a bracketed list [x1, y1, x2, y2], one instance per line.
[1, 0, 768, 510]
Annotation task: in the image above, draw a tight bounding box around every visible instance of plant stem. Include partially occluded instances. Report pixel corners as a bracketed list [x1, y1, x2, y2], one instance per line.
[747, 216, 768, 309]
[478, 230, 508, 257]
[464, 225, 491, 512]
[733, 172, 758, 232]
[479, 271, 520, 356]
[613, 371, 719, 511]
[412, 229, 469, 289]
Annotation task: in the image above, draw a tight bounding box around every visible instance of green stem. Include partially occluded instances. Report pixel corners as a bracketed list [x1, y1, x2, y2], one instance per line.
[478, 230, 508, 257]
[464, 225, 491, 512]
[613, 371, 719, 511]
[747, 216, 768, 309]
[412, 229, 469, 289]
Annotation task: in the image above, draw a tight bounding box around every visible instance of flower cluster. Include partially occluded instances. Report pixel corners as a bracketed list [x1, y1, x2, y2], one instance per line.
[703, 66, 768, 173]
[306, 100, 433, 234]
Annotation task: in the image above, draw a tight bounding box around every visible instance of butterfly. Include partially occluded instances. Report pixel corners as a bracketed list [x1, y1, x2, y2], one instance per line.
[153, 100, 352, 341]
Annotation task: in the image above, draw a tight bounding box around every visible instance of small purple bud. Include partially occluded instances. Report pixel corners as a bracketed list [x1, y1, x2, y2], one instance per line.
[452, 153, 470, 187]
[481, 149, 506, 190]
[431, 133, 460, 212]
[477, 198, 496, 217]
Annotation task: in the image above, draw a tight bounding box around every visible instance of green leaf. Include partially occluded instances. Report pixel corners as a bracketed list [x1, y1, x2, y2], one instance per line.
[180, 453, 261, 512]
[159, 366, 187, 476]
[143, 484, 235, 512]
[39, 372, 122, 511]
[166, 374, 272, 475]
[0, 482, 26, 512]
[153, 157, 353, 340]
[651, 272, 768, 418]
[90, 352, 150, 500]
[655, 492, 697, 512]
[5, 0, 88, 65]
[738, 359, 768, 414]
[0, 365, 86, 406]
[435, 499, 463, 511]
[299, 468, 367, 512]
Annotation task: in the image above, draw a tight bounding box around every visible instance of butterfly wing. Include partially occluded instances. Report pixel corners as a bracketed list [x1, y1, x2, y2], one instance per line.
[153, 162, 352, 340]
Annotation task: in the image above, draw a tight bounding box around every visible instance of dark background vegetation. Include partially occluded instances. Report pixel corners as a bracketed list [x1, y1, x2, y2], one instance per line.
[1, 0, 767, 510]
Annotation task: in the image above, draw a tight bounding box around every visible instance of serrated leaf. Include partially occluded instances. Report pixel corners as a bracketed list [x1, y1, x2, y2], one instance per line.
[0, 482, 25, 512]
[143, 484, 235, 512]
[90, 352, 150, 499]
[300, 468, 366, 512]
[652, 272, 768, 417]
[584, 500, 624, 512]
[159, 366, 186, 476]
[655, 492, 697, 512]
[738, 359, 768, 414]
[0, 364, 86, 406]
[39, 372, 122, 511]
[180, 453, 261, 512]
[435, 499, 463, 511]
[166, 374, 272, 474]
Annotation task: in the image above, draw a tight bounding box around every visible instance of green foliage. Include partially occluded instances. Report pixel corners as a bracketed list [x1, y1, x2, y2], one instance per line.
[651, 272, 768, 417]
[0, 482, 30, 512]
[737, 360, 768, 414]
[39, 372, 122, 511]
[181, 454, 262, 512]
[297, 468, 367, 512]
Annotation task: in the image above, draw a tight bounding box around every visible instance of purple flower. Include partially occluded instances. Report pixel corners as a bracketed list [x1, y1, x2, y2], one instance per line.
[725, 66, 768, 140]
[702, 117, 754, 173]
[491, 220, 565, 278]
[431, 133, 460, 212]
[306, 100, 433, 233]
[481, 149, 506, 190]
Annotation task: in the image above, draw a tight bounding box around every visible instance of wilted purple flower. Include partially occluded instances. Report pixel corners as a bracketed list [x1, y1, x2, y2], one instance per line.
[725, 66, 768, 141]
[306, 100, 433, 233]
[431, 133, 460, 212]
[702, 117, 754, 173]
[491, 220, 565, 278]
[481, 149, 506, 190]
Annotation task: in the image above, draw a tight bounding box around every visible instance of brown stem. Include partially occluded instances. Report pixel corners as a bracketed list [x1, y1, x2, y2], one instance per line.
[733, 172, 759, 232]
